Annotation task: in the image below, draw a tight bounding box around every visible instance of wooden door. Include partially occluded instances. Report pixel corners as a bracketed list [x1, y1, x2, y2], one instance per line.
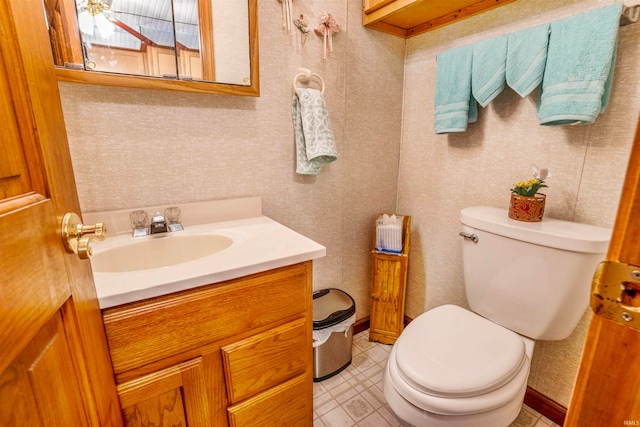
[565, 117, 640, 426]
[0, 0, 121, 426]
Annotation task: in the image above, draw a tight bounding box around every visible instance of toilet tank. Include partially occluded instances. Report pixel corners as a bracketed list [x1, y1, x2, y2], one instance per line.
[459, 206, 611, 340]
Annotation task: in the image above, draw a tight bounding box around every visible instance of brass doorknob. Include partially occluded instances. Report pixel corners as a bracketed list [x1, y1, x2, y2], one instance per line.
[62, 212, 106, 259]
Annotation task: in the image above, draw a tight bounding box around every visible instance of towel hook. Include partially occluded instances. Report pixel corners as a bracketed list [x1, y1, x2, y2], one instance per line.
[621, 5, 640, 26]
[293, 68, 325, 93]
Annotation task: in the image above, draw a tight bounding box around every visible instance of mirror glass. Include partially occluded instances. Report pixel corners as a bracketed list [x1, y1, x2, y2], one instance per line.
[43, 0, 255, 92]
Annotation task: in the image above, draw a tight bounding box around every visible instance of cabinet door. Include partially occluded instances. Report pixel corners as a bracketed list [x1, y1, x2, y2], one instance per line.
[370, 253, 408, 344]
[117, 358, 210, 427]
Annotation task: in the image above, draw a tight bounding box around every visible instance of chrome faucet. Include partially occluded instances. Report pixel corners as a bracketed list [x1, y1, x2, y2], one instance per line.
[150, 214, 168, 234]
[130, 207, 183, 237]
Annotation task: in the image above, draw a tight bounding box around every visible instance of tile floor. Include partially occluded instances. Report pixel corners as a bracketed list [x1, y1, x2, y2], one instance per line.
[313, 330, 561, 427]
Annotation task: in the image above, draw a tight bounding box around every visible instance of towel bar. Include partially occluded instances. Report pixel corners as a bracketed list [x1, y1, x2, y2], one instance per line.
[293, 68, 325, 93]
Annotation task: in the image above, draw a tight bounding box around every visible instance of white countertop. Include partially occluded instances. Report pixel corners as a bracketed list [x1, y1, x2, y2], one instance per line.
[86, 198, 326, 308]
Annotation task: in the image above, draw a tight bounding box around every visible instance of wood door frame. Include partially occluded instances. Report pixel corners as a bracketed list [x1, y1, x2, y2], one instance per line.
[566, 116, 640, 425]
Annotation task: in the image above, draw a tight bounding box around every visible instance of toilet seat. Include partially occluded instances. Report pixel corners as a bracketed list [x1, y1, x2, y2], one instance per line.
[388, 305, 530, 415]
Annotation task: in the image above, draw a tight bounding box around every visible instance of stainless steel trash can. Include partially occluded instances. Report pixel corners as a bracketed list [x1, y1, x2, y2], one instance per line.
[313, 288, 356, 382]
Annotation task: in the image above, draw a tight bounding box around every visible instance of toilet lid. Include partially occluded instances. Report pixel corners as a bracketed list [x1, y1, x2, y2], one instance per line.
[395, 305, 526, 398]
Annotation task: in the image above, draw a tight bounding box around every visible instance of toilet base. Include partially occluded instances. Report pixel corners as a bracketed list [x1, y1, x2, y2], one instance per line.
[382, 361, 526, 427]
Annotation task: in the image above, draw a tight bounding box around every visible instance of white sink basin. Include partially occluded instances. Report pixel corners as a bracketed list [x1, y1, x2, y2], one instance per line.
[90, 233, 233, 273]
[89, 211, 326, 309]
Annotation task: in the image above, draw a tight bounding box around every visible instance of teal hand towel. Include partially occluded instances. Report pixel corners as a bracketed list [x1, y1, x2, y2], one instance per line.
[434, 45, 477, 134]
[537, 3, 622, 125]
[292, 88, 337, 175]
[472, 34, 508, 107]
[506, 23, 550, 97]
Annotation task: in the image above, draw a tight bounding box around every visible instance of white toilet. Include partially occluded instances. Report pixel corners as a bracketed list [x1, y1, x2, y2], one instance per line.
[383, 206, 611, 427]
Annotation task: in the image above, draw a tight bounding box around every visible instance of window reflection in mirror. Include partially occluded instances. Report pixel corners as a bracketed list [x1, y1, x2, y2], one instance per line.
[44, 0, 251, 86]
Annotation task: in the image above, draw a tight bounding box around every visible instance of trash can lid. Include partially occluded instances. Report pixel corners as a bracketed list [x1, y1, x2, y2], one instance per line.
[313, 288, 356, 329]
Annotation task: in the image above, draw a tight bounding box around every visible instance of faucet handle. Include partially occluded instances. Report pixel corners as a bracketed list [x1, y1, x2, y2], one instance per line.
[164, 206, 184, 232]
[164, 206, 181, 224]
[130, 210, 149, 228]
[130, 210, 150, 237]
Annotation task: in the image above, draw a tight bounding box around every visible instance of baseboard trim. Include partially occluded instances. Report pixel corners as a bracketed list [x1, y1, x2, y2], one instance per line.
[524, 386, 567, 426]
[353, 317, 370, 336]
[353, 315, 411, 337]
[355, 316, 567, 425]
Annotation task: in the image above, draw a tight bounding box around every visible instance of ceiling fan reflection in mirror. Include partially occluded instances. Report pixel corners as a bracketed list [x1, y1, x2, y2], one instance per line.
[76, 0, 115, 38]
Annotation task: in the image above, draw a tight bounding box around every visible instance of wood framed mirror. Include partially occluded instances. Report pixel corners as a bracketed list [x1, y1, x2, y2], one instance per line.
[43, 0, 259, 96]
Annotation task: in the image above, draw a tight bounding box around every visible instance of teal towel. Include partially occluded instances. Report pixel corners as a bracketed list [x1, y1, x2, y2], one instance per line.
[506, 23, 550, 97]
[537, 3, 622, 125]
[434, 45, 477, 134]
[292, 88, 337, 175]
[472, 34, 509, 107]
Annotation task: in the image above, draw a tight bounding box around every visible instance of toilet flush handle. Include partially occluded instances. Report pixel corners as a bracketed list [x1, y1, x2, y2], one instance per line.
[459, 232, 479, 243]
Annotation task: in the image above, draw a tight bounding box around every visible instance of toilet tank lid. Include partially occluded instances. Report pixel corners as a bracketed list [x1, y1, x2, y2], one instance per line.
[460, 206, 612, 253]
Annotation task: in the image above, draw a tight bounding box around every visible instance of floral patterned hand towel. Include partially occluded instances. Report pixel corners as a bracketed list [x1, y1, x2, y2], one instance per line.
[292, 88, 338, 175]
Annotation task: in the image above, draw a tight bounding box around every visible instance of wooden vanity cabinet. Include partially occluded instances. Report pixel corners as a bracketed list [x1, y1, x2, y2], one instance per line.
[362, 0, 517, 38]
[101, 261, 314, 427]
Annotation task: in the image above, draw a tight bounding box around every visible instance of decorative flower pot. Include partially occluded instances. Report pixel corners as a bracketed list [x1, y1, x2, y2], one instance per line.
[508, 193, 546, 222]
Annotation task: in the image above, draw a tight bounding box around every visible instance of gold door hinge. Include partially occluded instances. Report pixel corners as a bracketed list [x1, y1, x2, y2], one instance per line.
[591, 261, 640, 331]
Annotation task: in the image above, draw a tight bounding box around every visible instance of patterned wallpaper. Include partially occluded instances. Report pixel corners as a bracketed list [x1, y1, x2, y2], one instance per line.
[398, 0, 639, 407]
[59, 0, 405, 328]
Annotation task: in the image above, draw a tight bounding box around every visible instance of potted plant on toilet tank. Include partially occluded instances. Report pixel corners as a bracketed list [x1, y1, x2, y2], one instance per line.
[509, 166, 550, 222]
